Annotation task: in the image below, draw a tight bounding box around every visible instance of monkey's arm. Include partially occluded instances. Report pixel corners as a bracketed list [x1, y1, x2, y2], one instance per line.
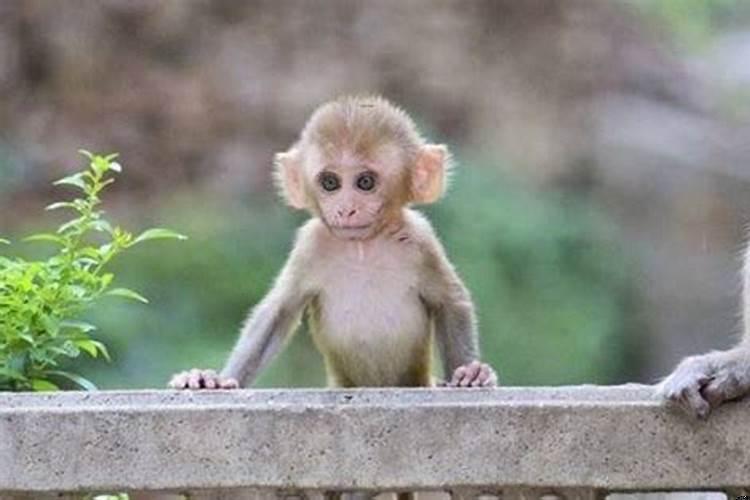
[170, 227, 316, 390]
[220, 273, 310, 387]
[420, 233, 497, 387]
[659, 247, 750, 418]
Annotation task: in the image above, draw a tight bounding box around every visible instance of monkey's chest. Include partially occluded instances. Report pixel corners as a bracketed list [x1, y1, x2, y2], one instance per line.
[309, 262, 430, 378]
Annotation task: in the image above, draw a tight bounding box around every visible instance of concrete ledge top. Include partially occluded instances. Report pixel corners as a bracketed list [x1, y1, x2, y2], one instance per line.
[0, 384, 660, 409]
[1, 384, 748, 493]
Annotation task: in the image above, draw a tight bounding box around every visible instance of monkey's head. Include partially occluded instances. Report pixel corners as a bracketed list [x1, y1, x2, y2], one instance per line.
[274, 96, 450, 241]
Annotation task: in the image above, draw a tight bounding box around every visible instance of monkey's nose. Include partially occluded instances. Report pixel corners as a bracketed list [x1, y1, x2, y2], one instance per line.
[338, 208, 358, 219]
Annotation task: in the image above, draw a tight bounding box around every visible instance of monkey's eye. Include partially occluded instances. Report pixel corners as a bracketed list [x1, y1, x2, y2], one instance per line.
[319, 172, 341, 192]
[356, 172, 377, 192]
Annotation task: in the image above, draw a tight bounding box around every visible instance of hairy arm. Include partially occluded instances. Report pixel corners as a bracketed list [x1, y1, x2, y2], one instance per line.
[170, 224, 316, 389]
[220, 255, 311, 386]
[418, 221, 496, 387]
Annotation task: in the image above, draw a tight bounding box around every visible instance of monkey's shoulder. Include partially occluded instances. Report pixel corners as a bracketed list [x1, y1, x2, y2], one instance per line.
[399, 209, 441, 244]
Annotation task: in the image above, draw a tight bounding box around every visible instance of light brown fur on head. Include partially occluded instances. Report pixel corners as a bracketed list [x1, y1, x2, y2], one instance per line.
[301, 95, 423, 163]
[274, 96, 452, 239]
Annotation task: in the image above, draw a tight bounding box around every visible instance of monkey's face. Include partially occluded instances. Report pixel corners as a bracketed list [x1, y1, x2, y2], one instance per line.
[307, 147, 405, 241]
[274, 97, 450, 239]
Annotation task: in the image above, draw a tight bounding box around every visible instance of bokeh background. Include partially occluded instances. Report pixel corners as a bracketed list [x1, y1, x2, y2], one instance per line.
[1, 0, 750, 389]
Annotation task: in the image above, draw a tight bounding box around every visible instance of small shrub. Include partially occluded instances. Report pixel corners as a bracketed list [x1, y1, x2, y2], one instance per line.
[0, 150, 185, 391]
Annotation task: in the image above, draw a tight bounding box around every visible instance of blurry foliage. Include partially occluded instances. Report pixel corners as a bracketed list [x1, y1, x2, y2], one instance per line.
[48, 159, 641, 389]
[0, 152, 185, 392]
[430, 165, 642, 384]
[627, 0, 750, 50]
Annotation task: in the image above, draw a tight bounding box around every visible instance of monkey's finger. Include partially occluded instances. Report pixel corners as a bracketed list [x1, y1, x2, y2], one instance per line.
[200, 370, 219, 389]
[220, 377, 239, 389]
[168, 372, 189, 389]
[460, 361, 481, 387]
[472, 364, 492, 387]
[470, 364, 488, 387]
[481, 370, 498, 387]
[187, 370, 204, 389]
[450, 366, 467, 387]
[679, 385, 711, 420]
[701, 374, 744, 409]
[203, 375, 217, 389]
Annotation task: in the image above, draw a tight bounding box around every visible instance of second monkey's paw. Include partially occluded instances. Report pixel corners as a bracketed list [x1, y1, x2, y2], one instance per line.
[658, 350, 750, 419]
[168, 369, 239, 390]
[446, 360, 498, 388]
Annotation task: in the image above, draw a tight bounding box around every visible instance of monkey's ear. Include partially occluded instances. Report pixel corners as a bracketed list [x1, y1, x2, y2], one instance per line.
[274, 149, 308, 209]
[411, 144, 450, 204]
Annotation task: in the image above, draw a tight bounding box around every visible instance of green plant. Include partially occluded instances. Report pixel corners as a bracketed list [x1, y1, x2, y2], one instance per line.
[0, 150, 186, 391]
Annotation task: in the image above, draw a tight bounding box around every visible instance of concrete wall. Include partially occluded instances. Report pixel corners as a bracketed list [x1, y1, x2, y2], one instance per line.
[0, 385, 748, 497]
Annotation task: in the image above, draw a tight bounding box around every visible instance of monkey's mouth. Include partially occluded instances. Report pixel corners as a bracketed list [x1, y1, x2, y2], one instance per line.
[333, 224, 372, 230]
[328, 223, 375, 240]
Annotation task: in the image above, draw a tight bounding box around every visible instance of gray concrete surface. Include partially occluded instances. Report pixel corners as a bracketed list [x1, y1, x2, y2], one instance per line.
[0, 385, 747, 494]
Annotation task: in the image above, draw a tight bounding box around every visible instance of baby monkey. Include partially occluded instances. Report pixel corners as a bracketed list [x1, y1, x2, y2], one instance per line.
[170, 96, 497, 390]
[659, 244, 750, 418]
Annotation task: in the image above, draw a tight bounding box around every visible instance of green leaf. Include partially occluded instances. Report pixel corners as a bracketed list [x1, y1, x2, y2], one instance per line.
[90, 220, 114, 233]
[31, 379, 59, 392]
[53, 173, 88, 191]
[0, 367, 26, 381]
[18, 332, 34, 345]
[131, 228, 188, 246]
[100, 273, 114, 287]
[41, 316, 60, 336]
[23, 233, 65, 245]
[58, 340, 80, 357]
[45, 202, 77, 211]
[48, 370, 97, 391]
[78, 149, 94, 160]
[105, 287, 149, 303]
[92, 340, 110, 362]
[56, 217, 84, 234]
[0, 238, 9, 245]
[74, 339, 99, 358]
[75, 339, 110, 362]
[92, 156, 108, 173]
[60, 320, 97, 333]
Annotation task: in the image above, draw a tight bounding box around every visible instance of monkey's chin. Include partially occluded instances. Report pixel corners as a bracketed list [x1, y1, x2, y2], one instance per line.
[328, 224, 376, 241]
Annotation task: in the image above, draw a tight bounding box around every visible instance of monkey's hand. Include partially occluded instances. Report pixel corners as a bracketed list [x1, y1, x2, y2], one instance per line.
[444, 360, 497, 388]
[168, 369, 239, 390]
[658, 349, 750, 419]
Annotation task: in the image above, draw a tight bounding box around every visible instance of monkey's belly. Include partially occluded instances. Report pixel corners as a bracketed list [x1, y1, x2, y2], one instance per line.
[308, 293, 432, 387]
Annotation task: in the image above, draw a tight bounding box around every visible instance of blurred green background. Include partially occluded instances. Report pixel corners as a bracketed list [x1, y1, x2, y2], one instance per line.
[2, 0, 750, 389]
[3, 156, 643, 388]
